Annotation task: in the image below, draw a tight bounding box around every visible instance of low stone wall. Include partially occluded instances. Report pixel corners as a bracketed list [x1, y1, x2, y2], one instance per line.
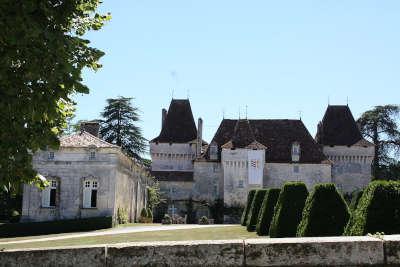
[3, 235, 400, 266]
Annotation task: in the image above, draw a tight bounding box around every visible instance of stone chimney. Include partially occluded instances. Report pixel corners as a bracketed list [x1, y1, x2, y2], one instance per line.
[161, 108, 167, 128]
[81, 121, 100, 137]
[197, 118, 203, 157]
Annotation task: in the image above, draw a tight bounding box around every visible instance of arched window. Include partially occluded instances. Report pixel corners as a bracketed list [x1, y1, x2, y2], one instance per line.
[291, 142, 300, 162]
[83, 179, 98, 208]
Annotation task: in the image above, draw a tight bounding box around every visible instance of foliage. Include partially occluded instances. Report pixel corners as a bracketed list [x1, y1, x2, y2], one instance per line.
[241, 190, 256, 226]
[0, 1, 110, 189]
[199, 216, 209, 225]
[146, 208, 153, 221]
[256, 188, 281, 236]
[0, 187, 22, 221]
[117, 207, 129, 225]
[246, 189, 268, 232]
[357, 105, 400, 178]
[185, 197, 196, 224]
[0, 217, 113, 238]
[99, 97, 147, 160]
[208, 198, 224, 224]
[296, 183, 350, 237]
[345, 180, 400, 236]
[349, 190, 364, 211]
[162, 214, 172, 225]
[147, 181, 162, 210]
[269, 182, 308, 238]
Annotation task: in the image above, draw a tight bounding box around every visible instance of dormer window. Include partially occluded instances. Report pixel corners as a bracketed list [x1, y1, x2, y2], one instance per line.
[48, 151, 54, 160]
[209, 143, 218, 160]
[292, 142, 300, 162]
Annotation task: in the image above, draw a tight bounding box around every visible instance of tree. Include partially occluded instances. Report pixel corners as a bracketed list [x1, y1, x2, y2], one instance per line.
[100, 97, 147, 159]
[357, 105, 400, 178]
[147, 180, 162, 210]
[0, 1, 110, 190]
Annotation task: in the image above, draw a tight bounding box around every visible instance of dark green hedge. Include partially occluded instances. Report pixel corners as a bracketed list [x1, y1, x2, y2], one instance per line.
[241, 189, 256, 226]
[256, 188, 281, 236]
[0, 216, 113, 238]
[246, 189, 268, 232]
[349, 190, 364, 211]
[297, 183, 350, 237]
[269, 182, 308, 238]
[345, 180, 400, 236]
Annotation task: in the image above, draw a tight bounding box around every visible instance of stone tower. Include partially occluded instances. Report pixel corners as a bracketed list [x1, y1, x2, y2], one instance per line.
[316, 105, 374, 193]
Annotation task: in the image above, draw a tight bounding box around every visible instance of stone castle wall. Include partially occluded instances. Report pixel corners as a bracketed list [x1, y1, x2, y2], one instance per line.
[323, 145, 374, 193]
[150, 142, 196, 172]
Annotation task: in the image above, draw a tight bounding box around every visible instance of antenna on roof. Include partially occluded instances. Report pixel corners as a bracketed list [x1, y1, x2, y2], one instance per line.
[187, 89, 190, 99]
[245, 105, 248, 119]
[346, 96, 349, 106]
[298, 110, 302, 121]
[171, 88, 174, 99]
[222, 108, 225, 119]
[328, 96, 330, 106]
[238, 107, 241, 120]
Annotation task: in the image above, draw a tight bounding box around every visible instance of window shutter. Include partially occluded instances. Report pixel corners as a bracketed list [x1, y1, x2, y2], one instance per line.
[83, 186, 91, 208]
[42, 187, 50, 207]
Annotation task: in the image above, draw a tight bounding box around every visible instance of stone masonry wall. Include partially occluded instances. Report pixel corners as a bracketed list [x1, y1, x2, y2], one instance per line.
[150, 142, 196, 172]
[4, 236, 400, 266]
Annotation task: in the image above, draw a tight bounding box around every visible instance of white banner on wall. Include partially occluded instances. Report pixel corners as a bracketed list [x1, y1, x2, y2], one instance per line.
[248, 150, 264, 185]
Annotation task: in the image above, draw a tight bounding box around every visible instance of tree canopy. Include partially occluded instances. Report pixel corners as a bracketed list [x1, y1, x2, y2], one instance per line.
[0, 1, 110, 191]
[357, 105, 400, 179]
[99, 97, 147, 159]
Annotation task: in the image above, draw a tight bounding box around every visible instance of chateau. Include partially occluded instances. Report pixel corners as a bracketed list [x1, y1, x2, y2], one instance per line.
[150, 99, 374, 221]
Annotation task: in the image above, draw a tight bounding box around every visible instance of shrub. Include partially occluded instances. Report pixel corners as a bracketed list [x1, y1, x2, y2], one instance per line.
[349, 190, 364, 211]
[241, 189, 256, 226]
[246, 189, 268, 232]
[269, 182, 308, 238]
[138, 207, 149, 223]
[345, 180, 400, 236]
[9, 210, 21, 223]
[297, 183, 350, 237]
[256, 188, 281, 236]
[0, 216, 113, 238]
[162, 214, 172, 225]
[199, 216, 209, 225]
[117, 207, 129, 225]
[147, 208, 153, 223]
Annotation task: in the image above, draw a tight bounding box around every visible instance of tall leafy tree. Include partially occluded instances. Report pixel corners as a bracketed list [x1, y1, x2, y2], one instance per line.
[0, 1, 110, 191]
[357, 105, 400, 178]
[100, 97, 147, 159]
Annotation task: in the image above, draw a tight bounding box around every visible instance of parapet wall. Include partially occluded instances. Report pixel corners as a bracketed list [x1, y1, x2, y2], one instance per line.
[2, 235, 400, 266]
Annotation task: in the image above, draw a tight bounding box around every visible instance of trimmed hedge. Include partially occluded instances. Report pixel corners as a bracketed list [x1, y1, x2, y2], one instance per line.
[256, 188, 281, 236]
[246, 189, 268, 232]
[269, 182, 308, 238]
[241, 189, 256, 226]
[297, 183, 350, 237]
[349, 190, 364, 211]
[0, 216, 113, 238]
[345, 180, 400, 236]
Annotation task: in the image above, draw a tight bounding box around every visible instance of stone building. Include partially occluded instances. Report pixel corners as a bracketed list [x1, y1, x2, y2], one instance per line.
[150, 99, 374, 222]
[21, 122, 150, 223]
[316, 105, 374, 193]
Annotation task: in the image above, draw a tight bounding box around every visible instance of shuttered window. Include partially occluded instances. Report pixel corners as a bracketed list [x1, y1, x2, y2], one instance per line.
[42, 180, 57, 207]
[83, 180, 98, 208]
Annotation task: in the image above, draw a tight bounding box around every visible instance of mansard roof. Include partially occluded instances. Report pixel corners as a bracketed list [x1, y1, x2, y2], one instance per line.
[60, 131, 118, 148]
[204, 119, 327, 163]
[316, 105, 364, 146]
[151, 99, 198, 143]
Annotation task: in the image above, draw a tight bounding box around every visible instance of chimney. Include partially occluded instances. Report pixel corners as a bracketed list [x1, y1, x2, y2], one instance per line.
[80, 121, 100, 137]
[162, 108, 167, 128]
[197, 118, 203, 157]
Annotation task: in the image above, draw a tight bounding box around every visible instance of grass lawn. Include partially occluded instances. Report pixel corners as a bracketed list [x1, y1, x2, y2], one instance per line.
[0, 225, 262, 250]
[0, 223, 161, 243]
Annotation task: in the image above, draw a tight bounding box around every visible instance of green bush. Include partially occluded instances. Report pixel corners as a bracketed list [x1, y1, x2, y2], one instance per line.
[246, 189, 268, 232]
[241, 189, 256, 226]
[0, 216, 113, 238]
[349, 190, 364, 211]
[297, 183, 350, 237]
[256, 188, 281, 236]
[199, 216, 209, 225]
[162, 214, 172, 225]
[9, 210, 21, 223]
[345, 180, 400, 236]
[117, 207, 129, 225]
[269, 182, 308, 238]
[147, 208, 153, 222]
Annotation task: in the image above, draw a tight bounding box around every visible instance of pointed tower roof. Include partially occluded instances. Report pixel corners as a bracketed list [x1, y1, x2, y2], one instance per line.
[221, 119, 266, 149]
[151, 99, 197, 143]
[316, 105, 363, 146]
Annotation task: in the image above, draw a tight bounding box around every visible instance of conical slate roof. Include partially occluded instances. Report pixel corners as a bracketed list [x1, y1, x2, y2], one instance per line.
[151, 99, 197, 143]
[316, 105, 363, 146]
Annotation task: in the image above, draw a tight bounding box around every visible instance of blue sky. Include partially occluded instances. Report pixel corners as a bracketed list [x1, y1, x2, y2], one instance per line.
[75, 0, 400, 145]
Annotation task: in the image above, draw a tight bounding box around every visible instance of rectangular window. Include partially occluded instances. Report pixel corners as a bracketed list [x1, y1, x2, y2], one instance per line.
[238, 180, 244, 188]
[89, 151, 96, 160]
[42, 180, 57, 207]
[293, 165, 300, 173]
[48, 151, 54, 160]
[83, 180, 98, 208]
